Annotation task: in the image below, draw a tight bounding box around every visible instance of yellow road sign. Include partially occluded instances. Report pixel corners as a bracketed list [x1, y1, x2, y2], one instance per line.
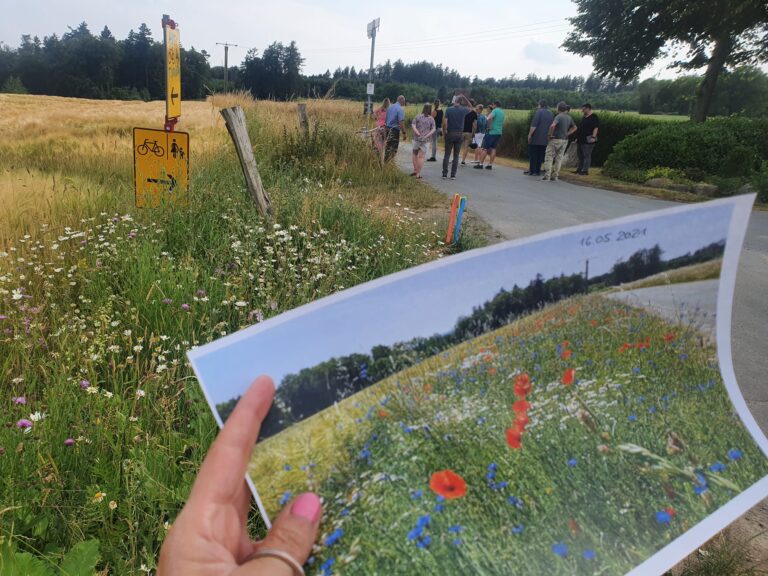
[165, 25, 181, 119]
[133, 127, 189, 208]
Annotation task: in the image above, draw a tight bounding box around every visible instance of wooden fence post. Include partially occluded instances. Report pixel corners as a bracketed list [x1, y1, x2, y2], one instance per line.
[297, 103, 309, 136]
[220, 105, 272, 217]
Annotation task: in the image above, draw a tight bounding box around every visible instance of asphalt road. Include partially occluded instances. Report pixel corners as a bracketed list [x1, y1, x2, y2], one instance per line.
[606, 280, 719, 340]
[396, 147, 768, 434]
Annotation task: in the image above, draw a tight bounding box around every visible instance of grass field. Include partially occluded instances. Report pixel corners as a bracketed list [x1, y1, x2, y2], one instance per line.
[0, 94, 466, 573]
[248, 294, 768, 575]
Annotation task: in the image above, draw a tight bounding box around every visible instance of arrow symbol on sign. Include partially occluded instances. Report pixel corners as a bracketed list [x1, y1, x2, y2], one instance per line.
[147, 175, 177, 190]
[171, 90, 179, 104]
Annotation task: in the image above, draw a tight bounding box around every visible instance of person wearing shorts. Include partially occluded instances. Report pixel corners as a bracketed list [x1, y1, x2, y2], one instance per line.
[410, 104, 436, 179]
[473, 101, 505, 170]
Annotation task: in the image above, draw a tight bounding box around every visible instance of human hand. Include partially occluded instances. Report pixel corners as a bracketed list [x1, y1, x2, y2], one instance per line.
[157, 376, 322, 576]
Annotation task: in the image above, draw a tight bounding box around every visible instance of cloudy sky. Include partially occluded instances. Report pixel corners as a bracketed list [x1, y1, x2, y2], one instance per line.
[2, 0, 686, 81]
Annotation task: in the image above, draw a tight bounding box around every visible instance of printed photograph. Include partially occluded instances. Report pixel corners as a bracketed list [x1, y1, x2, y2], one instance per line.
[189, 198, 768, 575]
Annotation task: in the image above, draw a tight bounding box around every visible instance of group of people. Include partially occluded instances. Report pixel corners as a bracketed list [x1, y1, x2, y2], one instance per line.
[372, 94, 599, 183]
[525, 100, 599, 181]
[373, 93, 506, 180]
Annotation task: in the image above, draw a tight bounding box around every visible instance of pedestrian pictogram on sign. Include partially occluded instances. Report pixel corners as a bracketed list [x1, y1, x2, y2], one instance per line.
[133, 127, 189, 208]
[164, 16, 181, 121]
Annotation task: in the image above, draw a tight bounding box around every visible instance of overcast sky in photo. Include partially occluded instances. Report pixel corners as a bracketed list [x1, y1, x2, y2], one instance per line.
[191, 202, 734, 405]
[3, 0, 707, 82]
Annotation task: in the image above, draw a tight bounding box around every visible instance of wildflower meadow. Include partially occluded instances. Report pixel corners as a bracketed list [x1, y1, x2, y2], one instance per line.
[246, 295, 768, 575]
[0, 94, 460, 573]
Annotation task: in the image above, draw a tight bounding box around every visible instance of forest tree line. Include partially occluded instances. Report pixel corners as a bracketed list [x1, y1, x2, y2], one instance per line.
[218, 240, 725, 435]
[2, 21, 767, 116]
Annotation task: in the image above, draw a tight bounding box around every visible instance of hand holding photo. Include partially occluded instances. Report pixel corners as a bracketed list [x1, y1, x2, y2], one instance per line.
[189, 195, 767, 575]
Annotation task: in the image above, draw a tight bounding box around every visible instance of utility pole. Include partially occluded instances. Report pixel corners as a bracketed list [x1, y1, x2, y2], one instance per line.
[216, 42, 239, 92]
[365, 18, 380, 115]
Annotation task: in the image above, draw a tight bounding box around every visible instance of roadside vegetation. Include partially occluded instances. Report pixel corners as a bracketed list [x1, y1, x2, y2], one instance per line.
[0, 94, 464, 573]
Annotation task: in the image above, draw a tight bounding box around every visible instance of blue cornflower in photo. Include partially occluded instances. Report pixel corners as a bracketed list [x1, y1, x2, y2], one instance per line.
[340, 508, 350, 517]
[324, 528, 344, 547]
[278, 491, 292, 506]
[453, 538, 462, 546]
[648, 406, 657, 414]
[709, 461, 726, 473]
[694, 484, 708, 495]
[283, 464, 292, 471]
[511, 524, 525, 534]
[407, 526, 423, 541]
[448, 525, 463, 533]
[416, 514, 431, 528]
[655, 510, 672, 524]
[552, 542, 569, 558]
[411, 490, 424, 500]
[583, 550, 596, 560]
[628, 414, 638, 422]
[320, 557, 335, 576]
[728, 449, 743, 461]
[434, 502, 445, 513]
[416, 535, 432, 549]
[507, 495, 524, 509]
[567, 458, 578, 467]
[477, 417, 486, 425]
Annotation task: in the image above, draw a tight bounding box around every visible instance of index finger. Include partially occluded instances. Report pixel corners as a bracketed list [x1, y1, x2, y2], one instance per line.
[191, 375, 275, 503]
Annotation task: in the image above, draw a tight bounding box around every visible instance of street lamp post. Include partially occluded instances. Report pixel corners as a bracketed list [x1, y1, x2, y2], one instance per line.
[366, 18, 380, 115]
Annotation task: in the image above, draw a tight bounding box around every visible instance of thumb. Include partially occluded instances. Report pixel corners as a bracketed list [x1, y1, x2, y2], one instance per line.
[240, 493, 323, 575]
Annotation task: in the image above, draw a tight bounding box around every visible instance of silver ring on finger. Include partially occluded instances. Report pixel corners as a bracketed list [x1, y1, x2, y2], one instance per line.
[243, 547, 305, 576]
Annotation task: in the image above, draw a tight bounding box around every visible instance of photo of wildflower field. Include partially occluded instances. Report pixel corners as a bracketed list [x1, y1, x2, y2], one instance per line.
[191, 197, 768, 575]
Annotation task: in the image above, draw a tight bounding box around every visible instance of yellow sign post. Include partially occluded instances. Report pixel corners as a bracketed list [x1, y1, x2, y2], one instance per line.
[163, 15, 181, 124]
[133, 127, 189, 208]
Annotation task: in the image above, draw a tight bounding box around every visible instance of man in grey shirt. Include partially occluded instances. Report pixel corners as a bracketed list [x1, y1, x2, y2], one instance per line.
[542, 101, 576, 181]
[442, 95, 470, 179]
[525, 100, 553, 176]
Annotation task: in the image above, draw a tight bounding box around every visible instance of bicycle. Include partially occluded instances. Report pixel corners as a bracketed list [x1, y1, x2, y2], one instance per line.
[137, 139, 165, 157]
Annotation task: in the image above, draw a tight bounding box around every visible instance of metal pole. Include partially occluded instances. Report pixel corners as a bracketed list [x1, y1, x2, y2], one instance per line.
[224, 45, 229, 92]
[367, 29, 376, 114]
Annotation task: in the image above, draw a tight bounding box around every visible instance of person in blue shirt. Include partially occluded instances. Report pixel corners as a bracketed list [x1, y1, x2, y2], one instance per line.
[384, 95, 407, 162]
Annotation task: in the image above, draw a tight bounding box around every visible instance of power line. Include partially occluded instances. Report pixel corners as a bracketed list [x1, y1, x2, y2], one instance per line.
[303, 18, 568, 54]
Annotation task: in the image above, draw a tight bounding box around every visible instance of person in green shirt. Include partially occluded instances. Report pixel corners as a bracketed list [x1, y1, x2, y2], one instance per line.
[473, 101, 505, 170]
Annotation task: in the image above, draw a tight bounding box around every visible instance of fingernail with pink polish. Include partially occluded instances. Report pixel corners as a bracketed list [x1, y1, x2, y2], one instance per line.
[291, 492, 322, 523]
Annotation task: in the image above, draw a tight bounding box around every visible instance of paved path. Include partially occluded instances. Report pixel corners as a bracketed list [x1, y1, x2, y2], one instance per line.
[607, 280, 719, 339]
[396, 147, 768, 434]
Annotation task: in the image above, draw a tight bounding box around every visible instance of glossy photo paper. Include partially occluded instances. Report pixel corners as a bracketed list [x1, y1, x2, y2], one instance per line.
[189, 195, 767, 576]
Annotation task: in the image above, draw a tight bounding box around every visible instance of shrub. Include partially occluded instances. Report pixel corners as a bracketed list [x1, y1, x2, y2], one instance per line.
[497, 110, 669, 166]
[604, 118, 768, 183]
[751, 161, 768, 203]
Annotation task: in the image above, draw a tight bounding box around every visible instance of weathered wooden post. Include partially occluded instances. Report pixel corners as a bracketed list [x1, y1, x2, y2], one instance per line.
[220, 105, 272, 217]
[297, 103, 309, 136]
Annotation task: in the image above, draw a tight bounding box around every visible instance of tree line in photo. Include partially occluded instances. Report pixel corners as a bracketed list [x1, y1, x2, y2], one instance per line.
[216, 240, 725, 436]
[2, 21, 767, 119]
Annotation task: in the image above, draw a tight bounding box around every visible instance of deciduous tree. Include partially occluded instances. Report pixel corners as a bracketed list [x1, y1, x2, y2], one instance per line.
[563, 0, 768, 121]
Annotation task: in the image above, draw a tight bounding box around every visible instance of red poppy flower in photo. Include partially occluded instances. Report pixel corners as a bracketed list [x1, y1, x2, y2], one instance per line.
[514, 413, 530, 431]
[562, 368, 575, 386]
[618, 342, 633, 353]
[663, 332, 676, 343]
[590, 319, 599, 327]
[506, 427, 523, 449]
[513, 399, 531, 413]
[378, 409, 390, 418]
[636, 337, 651, 350]
[665, 507, 677, 518]
[429, 470, 468, 499]
[489, 367, 496, 376]
[561, 349, 572, 360]
[514, 373, 532, 398]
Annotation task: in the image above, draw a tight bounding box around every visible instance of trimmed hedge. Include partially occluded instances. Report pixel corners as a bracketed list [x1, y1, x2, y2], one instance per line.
[496, 111, 670, 166]
[604, 117, 768, 181]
